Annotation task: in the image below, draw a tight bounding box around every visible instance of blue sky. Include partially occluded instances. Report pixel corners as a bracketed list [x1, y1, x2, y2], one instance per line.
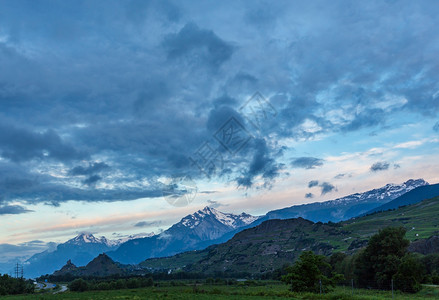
[1, 0, 439, 262]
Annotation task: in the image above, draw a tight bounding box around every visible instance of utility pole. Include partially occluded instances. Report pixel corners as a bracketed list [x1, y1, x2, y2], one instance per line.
[14, 263, 23, 279]
[15, 263, 19, 279]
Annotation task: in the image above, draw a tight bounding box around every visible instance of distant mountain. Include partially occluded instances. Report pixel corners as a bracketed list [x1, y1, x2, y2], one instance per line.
[52, 254, 127, 278]
[107, 207, 260, 264]
[23, 233, 119, 278]
[365, 183, 439, 215]
[140, 195, 439, 275]
[263, 179, 428, 223]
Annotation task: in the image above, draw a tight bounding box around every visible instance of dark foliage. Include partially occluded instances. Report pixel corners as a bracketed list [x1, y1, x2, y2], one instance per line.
[0, 274, 34, 296]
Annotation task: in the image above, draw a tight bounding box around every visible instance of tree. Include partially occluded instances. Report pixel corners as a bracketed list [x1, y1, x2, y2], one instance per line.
[355, 227, 409, 289]
[69, 278, 88, 292]
[394, 254, 424, 293]
[281, 251, 344, 293]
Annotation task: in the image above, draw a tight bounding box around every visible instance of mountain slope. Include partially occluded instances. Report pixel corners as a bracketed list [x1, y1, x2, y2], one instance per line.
[24, 233, 118, 278]
[365, 183, 439, 215]
[52, 254, 127, 278]
[107, 207, 260, 264]
[264, 179, 428, 222]
[140, 195, 439, 275]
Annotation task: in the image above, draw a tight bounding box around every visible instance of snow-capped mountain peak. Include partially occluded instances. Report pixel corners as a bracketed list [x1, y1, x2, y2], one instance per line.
[328, 178, 428, 205]
[66, 233, 105, 245]
[180, 206, 259, 229]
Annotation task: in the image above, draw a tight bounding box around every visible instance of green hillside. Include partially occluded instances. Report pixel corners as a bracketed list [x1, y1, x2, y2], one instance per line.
[141, 196, 439, 275]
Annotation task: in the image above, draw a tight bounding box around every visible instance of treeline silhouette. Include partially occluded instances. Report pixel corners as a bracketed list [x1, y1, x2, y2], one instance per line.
[38, 270, 252, 283]
[0, 274, 34, 296]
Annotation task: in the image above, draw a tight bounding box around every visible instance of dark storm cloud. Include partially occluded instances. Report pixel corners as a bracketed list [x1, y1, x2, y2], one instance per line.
[370, 162, 390, 172]
[0, 161, 163, 205]
[82, 175, 102, 186]
[305, 193, 314, 199]
[0, 205, 33, 215]
[163, 22, 234, 71]
[291, 157, 324, 169]
[69, 162, 110, 176]
[236, 138, 284, 188]
[308, 180, 319, 188]
[0, 122, 86, 163]
[0, 1, 439, 206]
[320, 182, 336, 195]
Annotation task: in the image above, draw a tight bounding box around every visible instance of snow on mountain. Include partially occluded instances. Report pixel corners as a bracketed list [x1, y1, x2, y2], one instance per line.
[181, 207, 259, 229]
[108, 207, 261, 264]
[66, 233, 106, 245]
[65, 232, 155, 247]
[266, 179, 429, 223]
[324, 179, 428, 206]
[108, 233, 156, 246]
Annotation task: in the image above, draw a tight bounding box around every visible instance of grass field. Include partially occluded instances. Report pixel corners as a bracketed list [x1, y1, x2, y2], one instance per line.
[1, 282, 439, 300]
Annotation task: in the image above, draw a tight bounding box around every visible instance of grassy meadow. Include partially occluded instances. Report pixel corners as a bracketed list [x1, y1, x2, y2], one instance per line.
[1, 281, 438, 300]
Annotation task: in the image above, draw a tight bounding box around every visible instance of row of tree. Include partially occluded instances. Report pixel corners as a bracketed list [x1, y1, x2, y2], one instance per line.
[0, 275, 34, 296]
[69, 276, 154, 292]
[281, 227, 438, 293]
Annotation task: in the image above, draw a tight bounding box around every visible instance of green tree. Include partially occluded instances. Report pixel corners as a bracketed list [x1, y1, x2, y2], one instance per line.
[394, 254, 424, 293]
[126, 278, 140, 289]
[281, 251, 344, 293]
[69, 278, 88, 292]
[355, 227, 409, 289]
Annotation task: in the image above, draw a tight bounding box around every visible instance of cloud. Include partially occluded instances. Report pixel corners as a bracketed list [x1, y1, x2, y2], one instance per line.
[0, 121, 86, 163]
[305, 193, 314, 199]
[0, 0, 439, 209]
[334, 174, 345, 179]
[82, 175, 102, 186]
[163, 22, 234, 71]
[0, 205, 33, 215]
[320, 182, 336, 195]
[291, 157, 324, 169]
[434, 122, 439, 132]
[236, 138, 284, 188]
[134, 220, 162, 228]
[206, 199, 226, 209]
[69, 162, 110, 176]
[370, 162, 390, 172]
[308, 180, 319, 188]
[0, 240, 57, 263]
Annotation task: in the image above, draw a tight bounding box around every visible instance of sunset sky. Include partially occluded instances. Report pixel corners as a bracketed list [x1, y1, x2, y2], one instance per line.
[1, 0, 439, 262]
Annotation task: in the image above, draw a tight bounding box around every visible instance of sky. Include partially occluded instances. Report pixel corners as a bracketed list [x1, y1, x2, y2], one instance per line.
[1, 0, 439, 263]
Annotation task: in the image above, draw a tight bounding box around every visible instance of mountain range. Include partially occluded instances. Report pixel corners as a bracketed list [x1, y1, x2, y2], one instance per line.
[365, 182, 439, 215]
[263, 179, 428, 222]
[107, 207, 259, 264]
[50, 192, 439, 278]
[15, 178, 436, 278]
[23, 233, 118, 278]
[139, 194, 439, 275]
